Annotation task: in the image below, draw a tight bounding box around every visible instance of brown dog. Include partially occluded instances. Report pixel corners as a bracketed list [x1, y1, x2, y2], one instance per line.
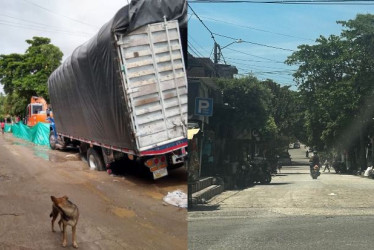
[50, 195, 79, 248]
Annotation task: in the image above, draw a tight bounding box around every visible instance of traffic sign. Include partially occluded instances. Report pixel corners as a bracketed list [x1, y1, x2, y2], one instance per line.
[195, 97, 213, 116]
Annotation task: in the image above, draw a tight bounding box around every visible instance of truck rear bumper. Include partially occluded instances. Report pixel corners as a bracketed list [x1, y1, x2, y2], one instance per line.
[139, 138, 188, 156]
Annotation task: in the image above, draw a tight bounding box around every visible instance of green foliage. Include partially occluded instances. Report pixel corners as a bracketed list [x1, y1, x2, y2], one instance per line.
[0, 93, 5, 120]
[286, 14, 374, 168]
[261, 116, 279, 137]
[0, 37, 63, 116]
[261, 79, 305, 141]
[211, 75, 302, 159]
[215, 76, 272, 133]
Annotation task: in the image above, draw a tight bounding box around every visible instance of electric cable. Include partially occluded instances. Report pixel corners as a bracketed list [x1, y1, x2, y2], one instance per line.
[214, 33, 295, 52]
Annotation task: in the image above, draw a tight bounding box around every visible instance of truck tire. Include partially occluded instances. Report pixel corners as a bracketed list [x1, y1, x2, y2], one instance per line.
[79, 143, 89, 162]
[87, 148, 105, 171]
[49, 131, 57, 150]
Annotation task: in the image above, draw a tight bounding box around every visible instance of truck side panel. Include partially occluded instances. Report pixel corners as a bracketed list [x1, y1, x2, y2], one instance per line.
[117, 20, 188, 153]
[48, 1, 187, 154]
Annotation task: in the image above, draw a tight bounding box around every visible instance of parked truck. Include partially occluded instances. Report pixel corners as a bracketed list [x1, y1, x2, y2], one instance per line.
[24, 96, 52, 126]
[48, 0, 187, 179]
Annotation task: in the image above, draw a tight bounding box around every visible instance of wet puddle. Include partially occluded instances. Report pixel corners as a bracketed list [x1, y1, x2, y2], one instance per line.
[12, 141, 29, 147]
[144, 190, 164, 200]
[11, 139, 80, 163]
[34, 147, 50, 161]
[111, 206, 136, 218]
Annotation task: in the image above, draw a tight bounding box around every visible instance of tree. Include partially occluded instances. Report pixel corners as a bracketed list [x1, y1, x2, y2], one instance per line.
[214, 75, 272, 135]
[0, 37, 63, 116]
[286, 14, 374, 170]
[261, 79, 306, 142]
[0, 93, 5, 120]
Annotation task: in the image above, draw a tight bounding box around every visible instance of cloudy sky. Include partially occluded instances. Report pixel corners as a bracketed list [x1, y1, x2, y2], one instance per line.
[0, 0, 131, 94]
[2, 0, 374, 94]
[188, 1, 374, 88]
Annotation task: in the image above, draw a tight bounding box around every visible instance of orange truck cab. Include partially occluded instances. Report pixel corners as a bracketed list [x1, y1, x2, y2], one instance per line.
[25, 96, 53, 126]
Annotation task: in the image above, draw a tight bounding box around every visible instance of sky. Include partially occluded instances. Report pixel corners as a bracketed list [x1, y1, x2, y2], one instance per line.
[187, 0, 374, 88]
[0, 0, 131, 94]
[1, 1, 374, 94]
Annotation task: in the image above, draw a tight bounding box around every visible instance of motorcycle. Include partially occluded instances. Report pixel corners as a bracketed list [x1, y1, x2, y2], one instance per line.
[251, 161, 272, 184]
[332, 161, 347, 174]
[235, 160, 272, 188]
[236, 163, 252, 189]
[310, 164, 320, 179]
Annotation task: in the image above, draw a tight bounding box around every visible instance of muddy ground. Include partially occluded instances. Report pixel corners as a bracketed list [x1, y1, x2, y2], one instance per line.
[0, 133, 187, 249]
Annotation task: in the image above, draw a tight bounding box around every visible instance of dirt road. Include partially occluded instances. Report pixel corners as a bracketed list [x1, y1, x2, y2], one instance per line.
[0, 133, 187, 249]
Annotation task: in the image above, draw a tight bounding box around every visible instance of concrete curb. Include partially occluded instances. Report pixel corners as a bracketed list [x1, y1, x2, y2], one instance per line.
[191, 184, 225, 205]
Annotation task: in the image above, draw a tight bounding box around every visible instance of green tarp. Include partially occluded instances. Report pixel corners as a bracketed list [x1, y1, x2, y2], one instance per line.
[4, 124, 12, 133]
[9, 122, 50, 146]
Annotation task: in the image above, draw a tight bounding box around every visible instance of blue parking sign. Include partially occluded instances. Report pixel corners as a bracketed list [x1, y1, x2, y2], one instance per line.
[195, 98, 213, 116]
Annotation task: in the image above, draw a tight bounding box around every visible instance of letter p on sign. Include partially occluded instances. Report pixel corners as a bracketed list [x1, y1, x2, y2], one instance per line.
[195, 98, 213, 116]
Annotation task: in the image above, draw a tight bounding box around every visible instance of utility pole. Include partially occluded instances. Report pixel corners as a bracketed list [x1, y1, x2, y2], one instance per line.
[213, 42, 220, 77]
[214, 42, 220, 64]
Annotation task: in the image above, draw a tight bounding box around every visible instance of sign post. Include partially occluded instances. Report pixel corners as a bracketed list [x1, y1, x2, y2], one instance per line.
[195, 97, 213, 117]
[194, 98, 213, 177]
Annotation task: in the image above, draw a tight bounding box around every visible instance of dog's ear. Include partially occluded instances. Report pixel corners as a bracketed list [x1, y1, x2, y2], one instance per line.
[63, 195, 69, 200]
[51, 196, 56, 202]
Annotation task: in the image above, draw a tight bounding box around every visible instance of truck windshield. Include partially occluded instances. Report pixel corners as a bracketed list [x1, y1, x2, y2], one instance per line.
[32, 104, 43, 114]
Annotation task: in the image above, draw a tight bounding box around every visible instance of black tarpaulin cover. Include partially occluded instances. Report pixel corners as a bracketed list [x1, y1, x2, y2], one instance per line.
[48, 0, 186, 152]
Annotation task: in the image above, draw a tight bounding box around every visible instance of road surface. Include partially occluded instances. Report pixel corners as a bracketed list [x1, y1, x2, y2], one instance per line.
[0, 133, 187, 249]
[188, 146, 374, 250]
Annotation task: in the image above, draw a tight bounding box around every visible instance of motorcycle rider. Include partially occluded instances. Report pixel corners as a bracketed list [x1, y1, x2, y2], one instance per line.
[310, 151, 320, 172]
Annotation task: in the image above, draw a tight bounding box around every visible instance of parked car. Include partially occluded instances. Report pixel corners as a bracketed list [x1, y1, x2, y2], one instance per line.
[293, 142, 300, 149]
[278, 152, 292, 166]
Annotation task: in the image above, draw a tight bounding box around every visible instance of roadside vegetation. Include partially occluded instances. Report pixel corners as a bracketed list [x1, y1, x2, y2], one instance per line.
[286, 14, 374, 170]
[209, 14, 374, 172]
[0, 37, 62, 118]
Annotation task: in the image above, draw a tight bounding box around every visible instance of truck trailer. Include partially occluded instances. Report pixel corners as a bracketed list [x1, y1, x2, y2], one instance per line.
[48, 0, 187, 179]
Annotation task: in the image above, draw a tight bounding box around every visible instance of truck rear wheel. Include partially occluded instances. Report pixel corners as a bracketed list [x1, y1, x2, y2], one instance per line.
[49, 131, 57, 150]
[87, 148, 105, 171]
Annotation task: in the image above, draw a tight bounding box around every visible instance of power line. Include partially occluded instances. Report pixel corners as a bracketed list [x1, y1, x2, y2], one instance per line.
[225, 56, 282, 64]
[195, 14, 314, 42]
[241, 72, 296, 83]
[188, 3, 218, 43]
[237, 71, 295, 83]
[188, 43, 205, 58]
[188, 45, 200, 57]
[235, 65, 295, 74]
[214, 33, 295, 52]
[0, 20, 91, 38]
[188, 0, 374, 5]
[189, 4, 228, 65]
[227, 59, 296, 71]
[226, 47, 285, 63]
[21, 0, 99, 29]
[0, 14, 94, 37]
[188, 35, 212, 57]
[253, 70, 295, 74]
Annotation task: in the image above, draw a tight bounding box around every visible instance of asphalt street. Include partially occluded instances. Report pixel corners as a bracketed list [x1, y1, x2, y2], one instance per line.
[0, 133, 187, 250]
[188, 146, 374, 250]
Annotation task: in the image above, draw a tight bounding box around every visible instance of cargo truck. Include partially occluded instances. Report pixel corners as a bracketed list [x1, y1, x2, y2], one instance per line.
[48, 0, 187, 179]
[24, 96, 52, 126]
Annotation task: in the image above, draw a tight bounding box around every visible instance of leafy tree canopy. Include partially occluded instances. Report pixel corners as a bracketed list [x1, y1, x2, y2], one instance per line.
[0, 37, 63, 116]
[286, 14, 374, 167]
[215, 75, 272, 133]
